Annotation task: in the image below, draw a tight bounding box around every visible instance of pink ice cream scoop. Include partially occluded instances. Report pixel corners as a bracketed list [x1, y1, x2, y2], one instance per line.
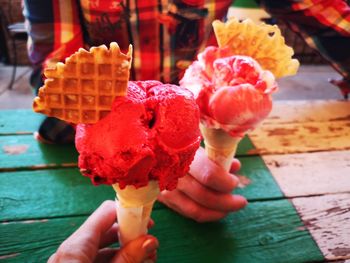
[180, 46, 278, 138]
[76, 80, 201, 191]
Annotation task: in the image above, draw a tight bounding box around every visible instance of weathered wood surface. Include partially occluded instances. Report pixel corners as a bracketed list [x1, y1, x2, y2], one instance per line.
[0, 110, 43, 135]
[255, 100, 350, 261]
[0, 127, 255, 172]
[0, 135, 78, 170]
[0, 200, 323, 263]
[235, 156, 283, 200]
[0, 216, 86, 262]
[249, 120, 350, 154]
[0, 155, 282, 222]
[249, 100, 350, 155]
[263, 150, 350, 197]
[292, 193, 350, 261]
[264, 100, 350, 124]
[2, 101, 347, 262]
[0, 168, 113, 222]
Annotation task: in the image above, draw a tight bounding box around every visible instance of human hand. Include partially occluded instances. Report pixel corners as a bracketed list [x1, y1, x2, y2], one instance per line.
[158, 147, 247, 222]
[48, 200, 159, 263]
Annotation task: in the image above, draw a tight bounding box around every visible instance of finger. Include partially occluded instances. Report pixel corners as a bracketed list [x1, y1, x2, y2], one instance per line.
[54, 200, 117, 261]
[99, 223, 119, 248]
[190, 147, 239, 193]
[99, 218, 155, 249]
[111, 235, 159, 263]
[47, 253, 56, 263]
[158, 190, 228, 222]
[177, 175, 247, 212]
[81, 200, 117, 235]
[230, 158, 241, 173]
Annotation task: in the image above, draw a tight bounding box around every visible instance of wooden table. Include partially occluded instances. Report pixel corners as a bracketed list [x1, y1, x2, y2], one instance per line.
[0, 100, 349, 262]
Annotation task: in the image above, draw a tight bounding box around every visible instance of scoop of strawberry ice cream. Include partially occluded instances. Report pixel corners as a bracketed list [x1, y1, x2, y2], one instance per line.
[180, 46, 278, 137]
[76, 81, 201, 190]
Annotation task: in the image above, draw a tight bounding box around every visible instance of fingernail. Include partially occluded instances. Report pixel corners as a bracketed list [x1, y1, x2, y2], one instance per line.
[232, 195, 248, 211]
[231, 175, 239, 187]
[230, 159, 241, 172]
[238, 195, 248, 207]
[142, 238, 158, 253]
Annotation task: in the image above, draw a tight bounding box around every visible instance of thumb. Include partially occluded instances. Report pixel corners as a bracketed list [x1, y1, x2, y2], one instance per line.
[112, 235, 159, 263]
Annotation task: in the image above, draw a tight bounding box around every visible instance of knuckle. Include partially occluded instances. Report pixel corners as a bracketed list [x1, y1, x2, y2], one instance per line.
[189, 206, 205, 222]
[158, 190, 172, 203]
[53, 246, 76, 262]
[200, 169, 214, 186]
[158, 191, 181, 210]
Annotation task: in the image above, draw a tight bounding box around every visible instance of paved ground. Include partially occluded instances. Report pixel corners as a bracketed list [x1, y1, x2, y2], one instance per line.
[0, 64, 345, 110]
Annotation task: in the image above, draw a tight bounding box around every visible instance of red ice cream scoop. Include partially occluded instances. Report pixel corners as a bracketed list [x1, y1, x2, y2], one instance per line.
[180, 46, 278, 138]
[75, 80, 201, 191]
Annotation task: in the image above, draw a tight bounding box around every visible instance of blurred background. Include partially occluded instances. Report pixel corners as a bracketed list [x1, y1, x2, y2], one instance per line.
[0, 0, 344, 109]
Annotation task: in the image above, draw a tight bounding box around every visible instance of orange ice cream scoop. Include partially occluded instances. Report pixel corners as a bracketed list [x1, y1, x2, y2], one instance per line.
[181, 46, 277, 138]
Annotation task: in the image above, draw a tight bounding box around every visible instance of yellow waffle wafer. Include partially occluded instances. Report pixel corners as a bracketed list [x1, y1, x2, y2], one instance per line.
[33, 42, 132, 124]
[213, 18, 299, 78]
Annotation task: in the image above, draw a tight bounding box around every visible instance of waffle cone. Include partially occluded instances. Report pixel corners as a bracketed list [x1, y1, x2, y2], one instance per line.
[212, 18, 299, 78]
[112, 181, 159, 245]
[33, 42, 132, 124]
[200, 124, 241, 171]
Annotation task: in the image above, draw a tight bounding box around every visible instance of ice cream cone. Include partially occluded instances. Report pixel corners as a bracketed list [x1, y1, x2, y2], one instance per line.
[200, 123, 241, 171]
[112, 180, 160, 245]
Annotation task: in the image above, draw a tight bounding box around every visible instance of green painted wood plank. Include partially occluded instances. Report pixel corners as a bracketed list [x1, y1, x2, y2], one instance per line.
[235, 155, 284, 200]
[0, 135, 78, 170]
[0, 168, 114, 222]
[236, 135, 256, 156]
[0, 110, 44, 135]
[0, 133, 259, 171]
[0, 109, 256, 157]
[0, 216, 86, 263]
[0, 109, 255, 159]
[0, 153, 282, 222]
[154, 200, 324, 263]
[0, 199, 323, 263]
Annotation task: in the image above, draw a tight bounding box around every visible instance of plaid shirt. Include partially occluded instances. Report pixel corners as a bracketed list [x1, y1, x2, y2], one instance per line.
[24, 0, 350, 143]
[24, 0, 232, 84]
[24, 0, 350, 83]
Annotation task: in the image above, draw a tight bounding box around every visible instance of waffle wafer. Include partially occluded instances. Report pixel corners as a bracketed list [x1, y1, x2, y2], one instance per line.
[213, 18, 299, 78]
[33, 42, 133, 124]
